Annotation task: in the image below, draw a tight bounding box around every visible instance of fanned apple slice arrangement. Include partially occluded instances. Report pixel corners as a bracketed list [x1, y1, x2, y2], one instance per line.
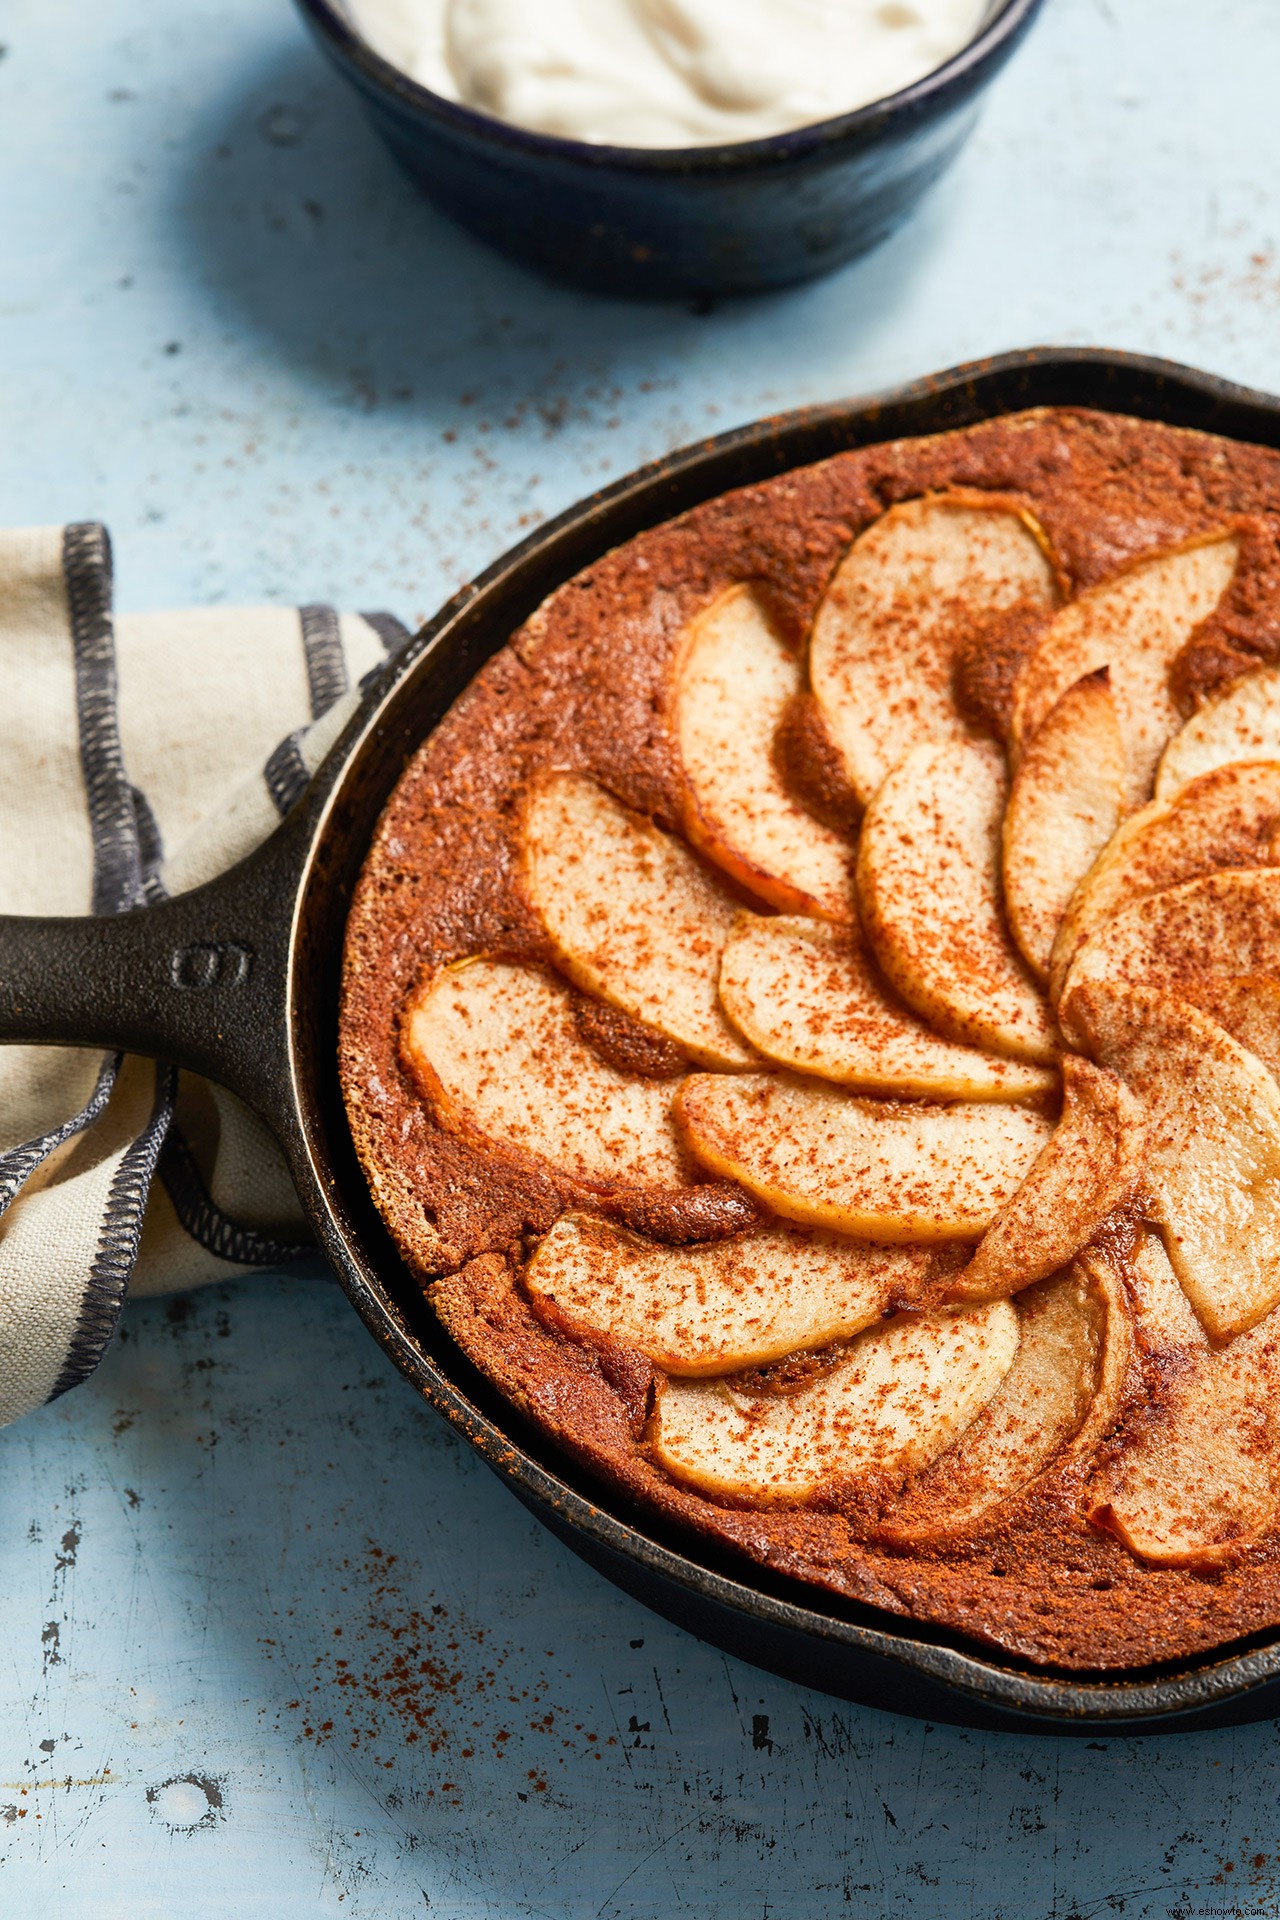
[403, 488, 1280, 1563]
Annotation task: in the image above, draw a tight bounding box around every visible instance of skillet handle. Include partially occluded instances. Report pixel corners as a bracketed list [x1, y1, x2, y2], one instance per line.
[0, 812, 310, 1134]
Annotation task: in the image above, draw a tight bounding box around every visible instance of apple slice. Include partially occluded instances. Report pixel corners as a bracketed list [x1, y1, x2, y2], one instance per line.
[1088, 1230, 1280, 1568]
[525, 1213, 945, 1376]
[809, 491, 1060, 807]
[520, 770, 756, 1071]
[1011, 532, 1240, 809]
[946, 1058, 1147, 1303]
[1002, 668, 1126, 981]
[675, 1073, 1051, 1242]
[1181, 974, 1280, 1084]
[402, 958, 689, 1189]
[1049, 760, 1280, 1001]
[717, 914, 1056, 1102]
[1068, 981, 1280, 1340]
[649, 1299, 1018, 1504]
[1058, 867, 1280, 1024]
[880, 1256, 1131, 1544]
[670, 586, 853, 919]
[856, 740, 1056, 1063]
[1157, 660, 1280, 801]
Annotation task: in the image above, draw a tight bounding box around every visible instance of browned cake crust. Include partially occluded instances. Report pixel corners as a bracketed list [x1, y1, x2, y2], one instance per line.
[340, 407, 1280, 1672]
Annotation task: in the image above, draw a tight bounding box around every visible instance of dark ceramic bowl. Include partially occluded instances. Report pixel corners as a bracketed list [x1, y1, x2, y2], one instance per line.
[293, 0, 1045, 299]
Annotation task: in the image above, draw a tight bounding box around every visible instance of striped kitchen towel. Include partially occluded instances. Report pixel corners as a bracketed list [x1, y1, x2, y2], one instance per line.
[0, 523, 410, 1427]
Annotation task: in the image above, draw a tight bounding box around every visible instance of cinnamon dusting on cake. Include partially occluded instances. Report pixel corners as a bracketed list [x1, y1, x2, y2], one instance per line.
[343, 406, 1280, 1672]
[573, 998, 687, 1080]
[953, 603, 1054, 741]
[771, 691, 863, 833]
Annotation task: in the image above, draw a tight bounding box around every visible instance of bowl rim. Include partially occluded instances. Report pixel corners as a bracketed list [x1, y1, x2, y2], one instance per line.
[294, 0, 1044, 173]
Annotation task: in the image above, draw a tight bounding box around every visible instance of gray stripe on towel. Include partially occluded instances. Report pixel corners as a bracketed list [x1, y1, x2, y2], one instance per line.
[48, 527, 174, 1402]
[263, 728, 311, 818]
[300, 603, 348, 720]
[0, 1057, 119, 1221]
[63, 523, 144, 915]
[49, 1064, 176, 1401]
[159, 1125, 310, 1270]
[360, 610, 412, 655]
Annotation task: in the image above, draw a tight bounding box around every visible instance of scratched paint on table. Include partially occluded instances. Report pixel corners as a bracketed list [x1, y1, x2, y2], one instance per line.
[0, 1275, 1278, 1917]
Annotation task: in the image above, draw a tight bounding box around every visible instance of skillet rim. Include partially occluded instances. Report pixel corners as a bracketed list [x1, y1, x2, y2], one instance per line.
[283, 346, 1280, 1732]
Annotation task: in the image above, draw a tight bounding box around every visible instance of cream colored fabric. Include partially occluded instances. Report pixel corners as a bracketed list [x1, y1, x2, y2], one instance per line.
[0, 528, 93, 912]
[114, 607, 384, 883]
[0, 529, 104, 1154]
[116, 605, 315, 862]
[161, 681, 365, 897]
[0, 1057, 161, 1420]
[0, 524, 407, 1420]
[132, 1177, 270, 1300]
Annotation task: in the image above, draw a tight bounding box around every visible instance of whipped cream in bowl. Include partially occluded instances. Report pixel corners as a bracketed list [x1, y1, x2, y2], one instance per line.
[298, 0, 1042, 294]
[347, 0, 992, 148]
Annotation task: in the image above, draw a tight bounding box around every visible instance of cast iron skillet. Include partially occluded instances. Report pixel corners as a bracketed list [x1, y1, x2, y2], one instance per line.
[5, 348, 1280, 1735]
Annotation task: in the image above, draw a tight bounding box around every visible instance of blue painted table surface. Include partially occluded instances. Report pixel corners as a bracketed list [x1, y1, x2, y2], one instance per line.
[3, 0, 1280, 1911]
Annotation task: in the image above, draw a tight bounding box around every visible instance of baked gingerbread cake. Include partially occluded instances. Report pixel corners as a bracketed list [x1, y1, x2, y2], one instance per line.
[340, 406, 1280, 1672]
